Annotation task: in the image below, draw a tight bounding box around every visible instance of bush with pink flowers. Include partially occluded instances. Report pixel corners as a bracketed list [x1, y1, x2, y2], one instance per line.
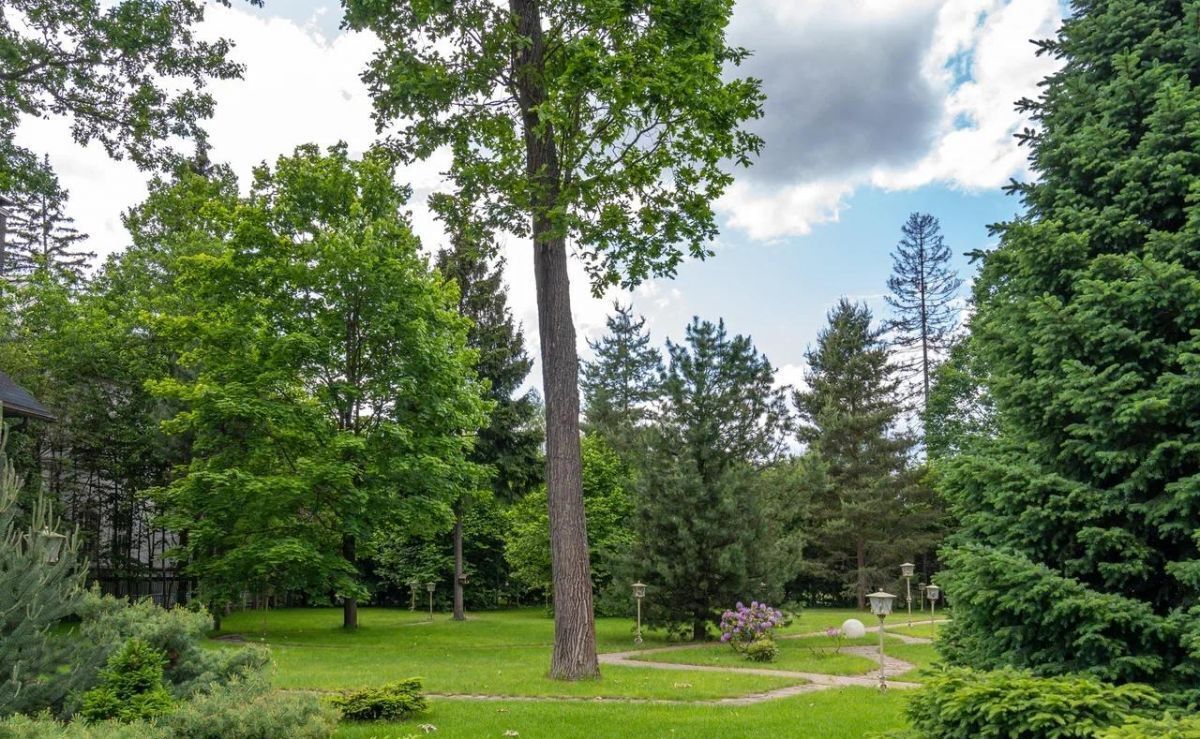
[718, 601, 784, 658]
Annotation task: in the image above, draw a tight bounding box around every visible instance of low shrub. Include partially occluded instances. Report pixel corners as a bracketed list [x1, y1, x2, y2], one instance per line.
[77, 591, 269, 700]
[905, 667, 1161, 738]
[331, 678, 428, 722]
[163, 675, 338, 739]
[0, 713, 168, 739]
[1096, 713, 1200, 738]
[78, 639, 174, 723]
[745, 638, 780, 663]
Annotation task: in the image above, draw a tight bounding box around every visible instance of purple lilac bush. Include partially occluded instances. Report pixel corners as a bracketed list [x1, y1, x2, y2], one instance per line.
[718, 601, 783, 653]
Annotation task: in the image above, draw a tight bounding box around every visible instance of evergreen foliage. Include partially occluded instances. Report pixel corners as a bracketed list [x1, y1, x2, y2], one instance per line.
[78, 639, 174, 724]
[884, 213, 962, 409]
[0, 417, 97, 718]
[795, 300, 940, 607]
[581, 303, 663, 455]
[434, 195, 543, 504]
[2, 156, 92, 283]
[937, 0, 1200, 705]
[904, 667, 1161, 739]
[632, 318, 789, 639]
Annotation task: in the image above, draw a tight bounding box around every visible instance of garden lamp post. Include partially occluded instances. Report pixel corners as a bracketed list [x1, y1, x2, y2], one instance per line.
[37, 527, 67, 564]
[918, 582, 927, 612]
[926, 583, 941, 637]
[632, 582, 646, 645]
[900, 562, 915, 627]
[426, 581, 436, 621]
[867, 590, 896, 691]
[408, 579, 419, 611]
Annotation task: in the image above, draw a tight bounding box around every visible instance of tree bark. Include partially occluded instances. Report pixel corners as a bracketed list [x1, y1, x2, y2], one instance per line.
[510, 0, 600, 680]
[452, 510, 465, 621]
[342, 533, 358, 629]
[856, 538, 867, 610]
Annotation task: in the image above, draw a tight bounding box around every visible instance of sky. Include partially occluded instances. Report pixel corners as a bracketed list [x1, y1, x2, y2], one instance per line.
[14, 0, 1065, 392]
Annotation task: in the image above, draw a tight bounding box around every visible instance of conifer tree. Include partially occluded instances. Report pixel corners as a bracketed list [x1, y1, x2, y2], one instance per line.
[4, 157, 93, 283]
[795, 300, 939, 608]
[433, 194, 543, 620]
[580, 303, 663, 455]
[938, 2, 1200, 703]
[0, 414, 95, 717]
[885, 212, 962, 410]
[632, 318, 789, 640]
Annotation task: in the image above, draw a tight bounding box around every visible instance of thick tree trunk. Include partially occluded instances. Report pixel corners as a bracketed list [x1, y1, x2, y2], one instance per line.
[342, 533, 358, 630]
[452, 511, 465, 621]
[535, 231, 599, 679]
[692, 619, 707, 642]
[510, 0, 599, 680]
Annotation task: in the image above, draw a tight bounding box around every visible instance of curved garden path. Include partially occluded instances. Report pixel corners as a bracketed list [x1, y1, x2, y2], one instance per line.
[424, 618, 950, 706]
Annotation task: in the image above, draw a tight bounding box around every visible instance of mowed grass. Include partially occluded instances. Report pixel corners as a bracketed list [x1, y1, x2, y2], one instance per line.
[333, 687, 910, 739]
[215, 608, 803, 700]
[632, 633, 895, 676]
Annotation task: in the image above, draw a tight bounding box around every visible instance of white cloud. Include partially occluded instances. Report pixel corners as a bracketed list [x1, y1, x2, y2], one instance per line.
[719, 0, 1063, 240]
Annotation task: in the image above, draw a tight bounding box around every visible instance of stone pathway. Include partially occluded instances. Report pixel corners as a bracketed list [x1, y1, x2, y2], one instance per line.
[591, 618, 950, 704]
[273, 617, 949, 708]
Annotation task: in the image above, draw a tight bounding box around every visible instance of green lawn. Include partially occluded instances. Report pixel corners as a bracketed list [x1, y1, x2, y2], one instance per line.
[884, 622, 945, 640]
[631, 635, 886, 676]
[213, 607, 926, 736]
[217, 608, 802, 700]
[333, 687, 910, 739]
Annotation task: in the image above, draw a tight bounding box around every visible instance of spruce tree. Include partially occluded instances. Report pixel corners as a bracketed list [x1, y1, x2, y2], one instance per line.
[3, 156, 93, 283]
[433, 193, 543, 620]
[795, 300, 938, 608]
[580, 303, 663, 456]
[632, 318, 789, 640]
[938, 1, 1200, 704]
[885, 212, 962, 410]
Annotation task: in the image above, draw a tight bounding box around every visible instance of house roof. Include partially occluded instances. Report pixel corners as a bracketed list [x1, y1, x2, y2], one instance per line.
[0, 370, 56, 421]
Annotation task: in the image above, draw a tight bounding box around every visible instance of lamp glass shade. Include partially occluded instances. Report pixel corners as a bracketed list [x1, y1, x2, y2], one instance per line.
[900, 562, 915, 578]
[926, 584, 941, 601]
[38, 527, 67, 564]
[425, 581, 436, 593]
[632, 582, 646, 599]
[867, 590, 897, 617]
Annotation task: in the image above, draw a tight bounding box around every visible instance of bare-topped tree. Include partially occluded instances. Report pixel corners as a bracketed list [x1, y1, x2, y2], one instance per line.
[885, 212, 963, 412]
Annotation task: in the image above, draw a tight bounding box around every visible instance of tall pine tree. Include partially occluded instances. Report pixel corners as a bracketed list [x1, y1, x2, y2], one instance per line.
[632, 318, 789, 640]
[938, 1, 1200, 705]
[433, 193, 543, 620]
[3, 156, 92, 283]
[795, 300, 939, 608]
[580, 303, 662, 456]
[885, 212, 961, 411]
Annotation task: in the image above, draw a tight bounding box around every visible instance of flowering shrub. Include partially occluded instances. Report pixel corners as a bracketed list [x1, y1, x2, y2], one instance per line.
[719, 601, 783, 654]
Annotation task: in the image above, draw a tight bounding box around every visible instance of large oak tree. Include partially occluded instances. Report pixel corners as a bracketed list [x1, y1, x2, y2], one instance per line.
[342, 0, 764, 678]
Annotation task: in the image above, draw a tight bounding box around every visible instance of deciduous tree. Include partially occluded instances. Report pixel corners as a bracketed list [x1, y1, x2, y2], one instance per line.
[343, 0, 764, 678]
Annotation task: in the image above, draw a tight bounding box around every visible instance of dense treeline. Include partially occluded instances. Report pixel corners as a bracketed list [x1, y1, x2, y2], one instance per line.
[2, 187, 948, 632]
